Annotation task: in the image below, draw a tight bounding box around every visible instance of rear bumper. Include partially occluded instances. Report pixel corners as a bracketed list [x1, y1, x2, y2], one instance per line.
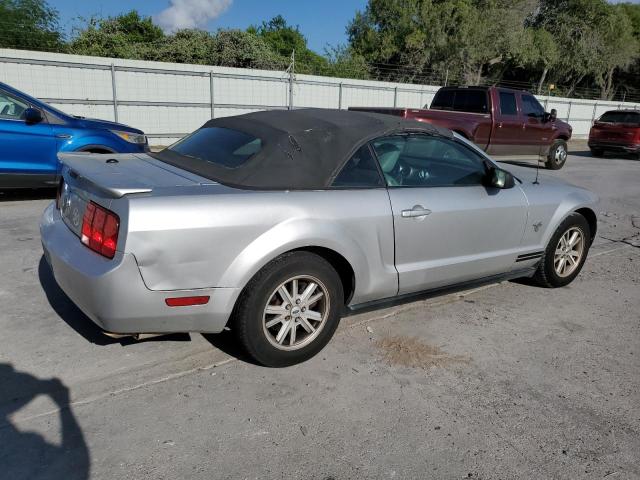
[588, 140, 640, 153]
[40, 202, 238, 334]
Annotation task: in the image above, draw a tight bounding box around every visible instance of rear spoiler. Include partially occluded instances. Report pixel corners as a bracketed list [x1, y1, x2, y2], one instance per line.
[59, 153, 153, 198]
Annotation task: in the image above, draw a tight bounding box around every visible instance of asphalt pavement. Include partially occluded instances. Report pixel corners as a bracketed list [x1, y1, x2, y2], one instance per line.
[1, 146, 639, 479]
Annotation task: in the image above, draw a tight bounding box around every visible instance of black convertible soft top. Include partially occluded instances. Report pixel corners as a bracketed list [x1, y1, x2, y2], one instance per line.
[154, 108, 452, 190]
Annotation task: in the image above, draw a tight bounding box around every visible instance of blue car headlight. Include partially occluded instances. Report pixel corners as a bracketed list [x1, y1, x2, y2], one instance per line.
[110, 130, 147, 145]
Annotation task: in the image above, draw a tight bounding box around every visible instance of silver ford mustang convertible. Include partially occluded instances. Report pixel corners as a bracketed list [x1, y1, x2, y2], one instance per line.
[41, 109, 598, 366]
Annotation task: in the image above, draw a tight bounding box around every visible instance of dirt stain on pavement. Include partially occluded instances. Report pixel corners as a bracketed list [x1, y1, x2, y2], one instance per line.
[376, 335, 470, 369]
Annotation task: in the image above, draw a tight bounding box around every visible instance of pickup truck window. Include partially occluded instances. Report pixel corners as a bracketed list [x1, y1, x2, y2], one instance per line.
[522, 95, 545, 117]
[431, 89, 488, 114]
[499, 92, 517, 116]
[371, 135, 486, 187]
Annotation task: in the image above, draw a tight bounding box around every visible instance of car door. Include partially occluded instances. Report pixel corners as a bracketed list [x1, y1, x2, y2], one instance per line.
[372, 133, 529, 295]
[520, 93, 553, 155]
[0, 88, 57, 180]
[486, 90, 527, 155]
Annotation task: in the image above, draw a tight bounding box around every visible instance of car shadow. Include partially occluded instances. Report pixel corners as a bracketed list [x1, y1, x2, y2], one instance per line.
[0, 364, 90, 480]
[201, 330, 261, 366]
[570, 150, 639, 161]
[0, 188, 56, 202]
[38, 256, 190, 346]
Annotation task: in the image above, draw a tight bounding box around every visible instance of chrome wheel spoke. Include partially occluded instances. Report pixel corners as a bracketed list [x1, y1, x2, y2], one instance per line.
[568, 231, 580, 248]
[276, 320, 292, 344]
[300, 282, 317, 302]
[298, 317, 316, 333]
[278, 285, 293, 304]
[265, 315, 285, 328]
[289, 322, 297, 345]
[306, 309, 322, 321]
[265, 305, 287, 316]
[307, 292, 324, 305]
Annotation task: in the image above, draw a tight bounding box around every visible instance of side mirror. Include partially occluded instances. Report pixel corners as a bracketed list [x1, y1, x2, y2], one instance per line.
[487, 167, 515, 189]
[24, 107, 43, 124]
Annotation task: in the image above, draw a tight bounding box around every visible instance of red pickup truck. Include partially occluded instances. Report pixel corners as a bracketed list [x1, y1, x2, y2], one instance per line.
[350, 86, 573, 169]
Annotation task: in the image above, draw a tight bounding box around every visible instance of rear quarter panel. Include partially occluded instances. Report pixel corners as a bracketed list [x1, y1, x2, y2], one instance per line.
[118, 187, 398, 306]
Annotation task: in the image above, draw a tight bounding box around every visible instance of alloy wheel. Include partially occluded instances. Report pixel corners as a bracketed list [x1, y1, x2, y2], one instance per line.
[555, 144, 567, 164]
[262, 275, 330, 351]
[554, 227, 584, 277]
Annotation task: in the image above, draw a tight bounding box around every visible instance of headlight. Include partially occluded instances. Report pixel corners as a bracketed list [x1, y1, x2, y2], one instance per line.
[111, 130, 147, 145]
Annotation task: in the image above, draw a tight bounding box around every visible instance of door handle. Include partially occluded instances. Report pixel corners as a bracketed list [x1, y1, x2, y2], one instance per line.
[497, 122, 503, 128]
[401, 206, 432, 218]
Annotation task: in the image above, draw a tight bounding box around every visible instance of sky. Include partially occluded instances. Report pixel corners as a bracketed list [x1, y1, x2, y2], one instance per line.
[50, 0, 369, 54]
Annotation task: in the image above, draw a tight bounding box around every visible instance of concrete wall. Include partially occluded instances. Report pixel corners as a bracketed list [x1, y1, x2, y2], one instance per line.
[1, 48, 639, 144]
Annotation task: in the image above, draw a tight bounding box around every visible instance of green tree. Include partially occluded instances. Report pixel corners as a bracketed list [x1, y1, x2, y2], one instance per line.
[251, 15, 330, 75]
[209, 29, 287, 70]
[0, 0, 64, 51]
[513, 27, 560, 93]
[144, 29, 216, 65]
[68, 10, 164, 59]
[347, 0, 534, 86]
[531, 0, 637, 98]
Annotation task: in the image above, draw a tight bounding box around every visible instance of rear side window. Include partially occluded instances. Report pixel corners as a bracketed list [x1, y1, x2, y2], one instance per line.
[332, 145, 383, 188]
[499, 92, 517, 116]
[598, 111, 640, 125]
[167, 127, 261, 169]
[431, 89, 488, 114]
[522, 95, 545, 117]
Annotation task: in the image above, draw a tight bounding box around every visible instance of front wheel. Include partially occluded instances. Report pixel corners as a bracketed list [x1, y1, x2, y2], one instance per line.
[231, 251, 343, 367]
[546, 139, 568, 170]
[533, 213, 591, 288]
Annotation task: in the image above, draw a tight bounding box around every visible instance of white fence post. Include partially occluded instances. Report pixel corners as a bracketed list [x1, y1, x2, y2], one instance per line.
[110, 63, 118, 122]
[209, 71, 215, 119]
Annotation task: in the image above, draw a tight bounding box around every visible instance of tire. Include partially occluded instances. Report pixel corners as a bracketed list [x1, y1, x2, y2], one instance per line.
[231, 251, 343, 367]
[532, 213, 591, 288]
[590, 148, 604, 157]
[546, 139, 568, 170]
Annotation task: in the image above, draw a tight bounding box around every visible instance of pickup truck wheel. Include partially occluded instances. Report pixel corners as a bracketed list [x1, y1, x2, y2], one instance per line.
[231, 251, 343, 367]
[546, 140, 568, 170]
[532, 213, 591, 288]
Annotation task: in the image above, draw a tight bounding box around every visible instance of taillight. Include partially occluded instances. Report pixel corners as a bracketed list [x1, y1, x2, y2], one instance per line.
[81, 201, 119, 259]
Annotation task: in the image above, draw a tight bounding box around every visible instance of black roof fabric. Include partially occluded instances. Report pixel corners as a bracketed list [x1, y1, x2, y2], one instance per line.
[163, 108, 453, 190]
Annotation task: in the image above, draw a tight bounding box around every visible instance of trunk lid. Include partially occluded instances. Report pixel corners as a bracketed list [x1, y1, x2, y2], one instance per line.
[58, 152, 213, 198]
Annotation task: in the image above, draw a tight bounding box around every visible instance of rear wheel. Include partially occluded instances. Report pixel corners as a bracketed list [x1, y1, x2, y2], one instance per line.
[231, 251, 343, 367]
[546, 139, 568, 170]
[590, 148, 604, 157]
[533, 213, 591, 288]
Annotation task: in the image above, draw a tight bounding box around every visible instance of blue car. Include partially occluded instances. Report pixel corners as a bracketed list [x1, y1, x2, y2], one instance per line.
[0, 81, 148, 189]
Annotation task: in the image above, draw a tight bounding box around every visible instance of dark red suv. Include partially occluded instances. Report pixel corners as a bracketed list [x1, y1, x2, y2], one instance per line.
[588, 110, 640, 158]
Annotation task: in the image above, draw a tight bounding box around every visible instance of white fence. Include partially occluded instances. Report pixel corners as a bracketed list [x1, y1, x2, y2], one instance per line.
[1, 48, 639, 144]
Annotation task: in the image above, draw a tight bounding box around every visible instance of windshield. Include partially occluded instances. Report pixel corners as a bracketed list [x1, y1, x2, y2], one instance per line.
[151, 127, 262, 174]
[598, 111, 640, 125]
